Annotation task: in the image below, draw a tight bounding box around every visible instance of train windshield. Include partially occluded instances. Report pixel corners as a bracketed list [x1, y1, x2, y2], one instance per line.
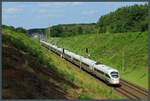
[110, 72, 119, 78]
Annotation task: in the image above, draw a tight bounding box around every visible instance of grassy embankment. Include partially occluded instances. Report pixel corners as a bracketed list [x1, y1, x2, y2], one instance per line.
[48, 31, 148, 89]
[2, 28, 123, 99]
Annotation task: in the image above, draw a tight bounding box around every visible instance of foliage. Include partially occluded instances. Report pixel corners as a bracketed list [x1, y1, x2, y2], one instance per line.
[16, 27, 27, 34]
[27, 28, 45, 36]
[45, 27, 50, 40]
[59, 83, 70, 91]
[2, 25, 16, 32]
[22, 59, 29, 70]
[48, 23, 97, 37]
[97, 4, 148, 33]
[2, 25, 28, 34]
[78, 93, 92, 99]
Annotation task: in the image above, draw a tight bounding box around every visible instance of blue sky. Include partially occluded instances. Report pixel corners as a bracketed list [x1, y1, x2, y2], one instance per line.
[2, 2, 147, 30]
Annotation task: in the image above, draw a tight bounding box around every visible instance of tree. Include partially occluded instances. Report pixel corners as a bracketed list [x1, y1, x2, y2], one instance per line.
[97, 4, 148, 33]
[16, 27, 27, 34]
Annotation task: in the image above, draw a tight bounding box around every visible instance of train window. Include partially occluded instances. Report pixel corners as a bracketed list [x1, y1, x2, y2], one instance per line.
[94, 68, 104, 75]
[111, 72, 119, 78]
[110, 72, 119, 78]
[111, 75, 119, 78]
[74, 58, 78, 61]
[82, 62, 89, 67]
[66, 54, 70, 57]
[99, 70, 104, 75]
[105, 74, 110, 78]
[110, 72, 118, 75]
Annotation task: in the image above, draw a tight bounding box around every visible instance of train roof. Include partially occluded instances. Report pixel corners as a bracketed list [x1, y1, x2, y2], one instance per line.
[41, 40, 119, 75]
[94, 64, 118, 74]
[81, 57, 96, 66]
[64, 49, 96, 66]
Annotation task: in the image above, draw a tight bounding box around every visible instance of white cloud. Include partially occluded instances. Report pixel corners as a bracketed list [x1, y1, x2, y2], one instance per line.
[5, 7, 23, 14]
[2, 6, 24, 20]
[71, 2, 82, 6]
[38, 2, 70, 7]
[82, 10, 99, 15]
[38, 2, 82, 7]
[39, 9, 47, 13]
[38, 3, 53, 7]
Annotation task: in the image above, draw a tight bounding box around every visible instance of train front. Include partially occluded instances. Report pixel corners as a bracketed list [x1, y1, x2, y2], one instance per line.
[109, 71, 120, 85]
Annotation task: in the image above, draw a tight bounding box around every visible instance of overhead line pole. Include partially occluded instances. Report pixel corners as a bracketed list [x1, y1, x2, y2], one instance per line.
[49, 16, 51, 42]
[80, 49, 82, 69]
[122, 48, 125, 73]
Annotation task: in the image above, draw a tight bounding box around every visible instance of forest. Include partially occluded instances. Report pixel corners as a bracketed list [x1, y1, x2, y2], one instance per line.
[97, 4, 148, 33]
[50, 23, 97, 37]
[28, 28, 45, 36]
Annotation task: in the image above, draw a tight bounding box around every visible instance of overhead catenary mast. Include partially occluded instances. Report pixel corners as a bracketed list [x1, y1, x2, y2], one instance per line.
[49, 16, 51, 42]
[48, 16, 51, 51]
[122, 48, 125, 72]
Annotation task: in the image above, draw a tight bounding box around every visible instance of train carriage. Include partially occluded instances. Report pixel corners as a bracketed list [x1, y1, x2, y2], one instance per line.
[40, 40, 120, 85]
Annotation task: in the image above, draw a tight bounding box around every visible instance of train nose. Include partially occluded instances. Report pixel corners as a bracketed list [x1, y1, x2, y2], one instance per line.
[112, 78, 119, 84]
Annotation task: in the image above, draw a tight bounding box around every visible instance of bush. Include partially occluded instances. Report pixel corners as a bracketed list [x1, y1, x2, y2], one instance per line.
[78, 93, 92, 99]
[22, 59, 29, 70]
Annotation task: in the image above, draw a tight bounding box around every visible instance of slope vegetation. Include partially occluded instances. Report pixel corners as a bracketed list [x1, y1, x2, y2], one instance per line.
[2, 28, 122, 99]
[49, 31, 148, 89]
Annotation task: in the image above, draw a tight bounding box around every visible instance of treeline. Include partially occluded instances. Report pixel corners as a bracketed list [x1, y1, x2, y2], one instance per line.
[3, 4, 148, 38]
[97, 4, 148, 33]
[48, 4, 148, 37]
[2, 25, 28, 34]
[50, 23, 97, 37]
[28, 28, 45, 36]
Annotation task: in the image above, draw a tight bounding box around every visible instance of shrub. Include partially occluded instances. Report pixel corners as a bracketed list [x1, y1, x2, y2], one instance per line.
[78, 93, 92, 99]
[22, 59, 29, 70]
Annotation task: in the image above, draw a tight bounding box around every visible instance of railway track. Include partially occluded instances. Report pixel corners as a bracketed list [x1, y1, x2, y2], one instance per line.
[41, 43, 148, 99]
[114, 79, 148, 99]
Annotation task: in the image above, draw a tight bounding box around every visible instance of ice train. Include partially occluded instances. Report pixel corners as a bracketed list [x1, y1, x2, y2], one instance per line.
[40, 40, 120, 85]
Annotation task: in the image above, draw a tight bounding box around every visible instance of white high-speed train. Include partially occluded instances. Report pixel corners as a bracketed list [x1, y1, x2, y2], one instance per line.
[40, 40, 120, 85]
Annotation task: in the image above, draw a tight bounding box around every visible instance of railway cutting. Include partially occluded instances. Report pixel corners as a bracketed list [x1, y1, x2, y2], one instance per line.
[40, 40, 148, 99]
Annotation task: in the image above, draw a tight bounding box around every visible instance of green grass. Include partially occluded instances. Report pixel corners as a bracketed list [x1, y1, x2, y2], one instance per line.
[78, 93, 92, 99]
[59, 83, 70, 91]
[47, 31, 148, 89]
[2, 27, 124, 99]
[22, 59, 29, 70]
[16, 81, 26, 88]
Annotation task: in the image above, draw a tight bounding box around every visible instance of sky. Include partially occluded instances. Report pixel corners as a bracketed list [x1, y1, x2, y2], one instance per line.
[2, 2, 148, 30]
